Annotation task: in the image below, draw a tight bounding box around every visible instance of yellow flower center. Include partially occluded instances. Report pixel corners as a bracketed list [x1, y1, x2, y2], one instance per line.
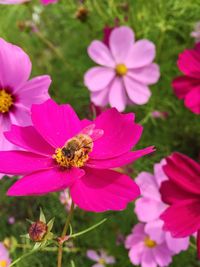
[98, 258, 106, 265]
[53, 134, 93, 168]
[0, 260, 7, 267]
[0, 90, 13, 113]
[144, 236, 157, 248]
[115, 64, 128, 76]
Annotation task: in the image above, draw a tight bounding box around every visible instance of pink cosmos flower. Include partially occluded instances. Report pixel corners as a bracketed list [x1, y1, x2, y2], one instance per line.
[172, 43, 200, 114]
[160, 152, 200, 258]
[0, 0, 28, 4]
[0, 99, 154, 212]
[0, 38, 51, 151]
[191, 22, 200, 43]
[0, 243, 11, 267]
[59, 189, 75, 212]
[125, 223, 173, 267]
[86, 249, 115, 267]
[84, 26, 160, 111]
[41, 0, 58, 5]
[134, 160, 189, 255]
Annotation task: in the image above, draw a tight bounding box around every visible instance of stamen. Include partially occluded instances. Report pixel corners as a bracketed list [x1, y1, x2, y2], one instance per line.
[144, 236, 157, 248]
[115, 64, 128, 76]
[98, 258, 106, 264]
[0, 90, 13, 113]
[0, 260, 7, 267]
[53, 134, 93, 168]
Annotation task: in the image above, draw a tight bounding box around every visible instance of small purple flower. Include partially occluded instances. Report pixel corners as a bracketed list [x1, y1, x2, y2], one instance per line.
[86, 249, 115, 267]
[191, 22, 200, 43]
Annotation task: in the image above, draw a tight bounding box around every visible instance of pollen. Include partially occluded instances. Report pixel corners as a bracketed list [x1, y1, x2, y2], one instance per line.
[0, 90, 13, 113]
[115, 64, 128, 76]
[53, 134, 93, 168]
[144, 236, 157, 248]
[0, 260, 7, 267]
[98, 258, 106, 265]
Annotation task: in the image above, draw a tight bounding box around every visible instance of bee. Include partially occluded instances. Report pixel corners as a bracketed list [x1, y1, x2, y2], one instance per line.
[60, 124, 103, 168]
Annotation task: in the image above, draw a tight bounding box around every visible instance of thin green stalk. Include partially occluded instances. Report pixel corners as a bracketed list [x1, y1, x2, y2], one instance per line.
[57, 202, 75, 267]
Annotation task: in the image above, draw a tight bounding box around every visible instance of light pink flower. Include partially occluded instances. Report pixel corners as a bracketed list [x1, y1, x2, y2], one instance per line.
[86, 249, 115, 267]
[134, 160, 189, 254]
[191, 22, 200, 43]
[125, 223, 173, 267]
[84, 26, 160, 111]
[0, 243, 11, 267]
[0, 38, 51, 152]
[59, 189, 75, 212]
[41, 0, 58, 5]
[0, 0, 28, 4]
[0, 99, 154, 212]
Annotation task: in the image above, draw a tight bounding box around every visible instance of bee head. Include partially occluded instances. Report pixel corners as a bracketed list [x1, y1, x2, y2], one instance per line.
[61, 147, 75, 159]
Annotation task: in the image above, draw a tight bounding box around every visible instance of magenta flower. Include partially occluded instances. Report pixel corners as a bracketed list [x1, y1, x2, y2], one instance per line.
[41, 0, 58, 5]
[0, 38, 51, 152]
[0, 243, 11, 267]
[160, 152, 200, 258]
[0, 99, 154, 212]
[134, 160, 189, 254]
[125, 223, 173, 267]
[84, 26, 160, 111]
[86, 250, 115, 267]
[172, 43, 200, 114]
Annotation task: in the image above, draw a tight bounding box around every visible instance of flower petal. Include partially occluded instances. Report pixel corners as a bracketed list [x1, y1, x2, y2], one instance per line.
[163, 152, 200, 195]
[127, 64, 160, 85]
[7, 167, 84, 196]
[0, 151, 53, 175]
[4, 125, 54, 156]
[91, 108, 143, 159]
[145, 220, 165, 244]
[109, 77, 127, 111]
[87, 147, 154, 169]
[91, 86, 110, 107]
[70, 168, 140, 212]
[0, 38, 31, 89]
[88, 40, 115, 67]
[84, 67, 115, 92]
[161, 199, 200, 237]
[135, 198, 166, 222]
[177, 49, 200, 78]
[109, 26, 135, 63]
[172, 76, 199, 99]
[126, 40, 156, 68]
[124, 76, 151, 105]
[16, 75, 51, 106]
[135, 172, 160, 200]
[141, 249, 156, 267]
[86, 250, 100, 261]
[31, 99, 82, 148]
[184, 86, 200, 114]
[153, 243, 173, 266]
[165, 232, 189, 254]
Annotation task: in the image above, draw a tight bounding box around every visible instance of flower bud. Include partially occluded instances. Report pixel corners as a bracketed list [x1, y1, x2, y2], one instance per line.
[29, 221, 48, 242]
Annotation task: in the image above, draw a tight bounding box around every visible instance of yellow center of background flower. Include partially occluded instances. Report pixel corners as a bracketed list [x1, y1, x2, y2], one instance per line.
[144, 236, 157, 248]
[0, 260, 7, 267]
[98, 258, 106, 264]
[115, 64, 128, 76]
[0, 90, 13, 113]
[53, 134, 93, 168]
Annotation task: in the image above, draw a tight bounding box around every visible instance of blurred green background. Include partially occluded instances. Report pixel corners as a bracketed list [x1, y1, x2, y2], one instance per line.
[0, 0, 200, 266]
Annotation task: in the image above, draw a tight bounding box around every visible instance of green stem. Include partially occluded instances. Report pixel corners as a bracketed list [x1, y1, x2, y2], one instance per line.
[70, 218, 107, 238]
[57, 202, 75, 267]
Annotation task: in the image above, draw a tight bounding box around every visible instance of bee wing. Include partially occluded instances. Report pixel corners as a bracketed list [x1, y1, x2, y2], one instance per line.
[81, 124, 104, 142]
